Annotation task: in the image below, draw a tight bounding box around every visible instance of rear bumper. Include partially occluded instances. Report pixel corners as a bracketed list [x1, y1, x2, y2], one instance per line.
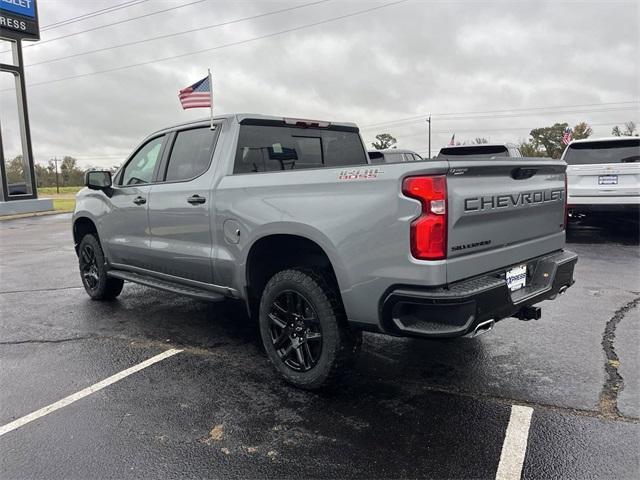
[379, 250, 577, 338]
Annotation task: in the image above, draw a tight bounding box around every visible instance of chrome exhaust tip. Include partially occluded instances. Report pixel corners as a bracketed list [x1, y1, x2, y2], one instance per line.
[558, 285, 569, 295]
[470, 319, 495, 338]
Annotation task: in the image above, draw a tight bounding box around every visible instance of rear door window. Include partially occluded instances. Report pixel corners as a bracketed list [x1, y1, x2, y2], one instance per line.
[234, 125, 367, 173]
[164, 127, 217, 182]
[564, 139, 640, 165]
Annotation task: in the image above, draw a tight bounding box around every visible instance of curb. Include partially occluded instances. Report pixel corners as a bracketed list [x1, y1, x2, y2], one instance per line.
[0, 210, 73, 222]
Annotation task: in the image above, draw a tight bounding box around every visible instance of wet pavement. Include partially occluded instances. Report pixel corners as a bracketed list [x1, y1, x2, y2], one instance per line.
[1, 213, 638, 479]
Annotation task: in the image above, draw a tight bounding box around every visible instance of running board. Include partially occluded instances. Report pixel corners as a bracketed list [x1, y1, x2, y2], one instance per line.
[107, 270, 225, 302]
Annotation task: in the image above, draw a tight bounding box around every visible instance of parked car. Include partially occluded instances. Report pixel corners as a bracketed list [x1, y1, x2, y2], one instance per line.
[7, 182, 28, 195]
[368, 149, 423, 164]
[437, 143, 522, 158]
[563, 137, 639, 222]
[73, 114, 577, 389]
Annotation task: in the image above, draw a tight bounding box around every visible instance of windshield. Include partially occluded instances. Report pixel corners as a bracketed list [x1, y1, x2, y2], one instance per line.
[564, 139, 640, 165]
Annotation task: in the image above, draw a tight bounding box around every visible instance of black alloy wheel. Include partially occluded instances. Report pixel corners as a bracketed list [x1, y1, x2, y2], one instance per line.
[268, 290, 323, 372]
[258, 268, 362, 390]
[77, 234, 124, 300]
[80, 243, 100, 291]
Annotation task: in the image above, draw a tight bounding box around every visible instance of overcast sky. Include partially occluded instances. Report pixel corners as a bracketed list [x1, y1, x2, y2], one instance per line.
[1, 0, 638, 168]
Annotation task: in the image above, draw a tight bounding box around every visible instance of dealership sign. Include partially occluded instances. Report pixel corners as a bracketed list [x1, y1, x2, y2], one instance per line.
[0, 0, 39, 41]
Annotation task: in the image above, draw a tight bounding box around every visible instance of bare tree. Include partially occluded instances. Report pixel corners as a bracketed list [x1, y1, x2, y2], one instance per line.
[612, 121, 638, 137]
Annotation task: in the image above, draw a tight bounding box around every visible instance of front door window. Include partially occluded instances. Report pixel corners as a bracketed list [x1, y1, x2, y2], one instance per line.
[120, 136, 164, 186]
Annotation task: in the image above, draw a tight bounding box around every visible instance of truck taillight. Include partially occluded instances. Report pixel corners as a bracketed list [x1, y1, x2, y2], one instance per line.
[402, 175, 447, 260]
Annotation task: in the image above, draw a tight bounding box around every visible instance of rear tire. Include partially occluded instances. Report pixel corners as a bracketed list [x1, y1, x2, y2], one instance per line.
[78, 234, 123, 300]
[258, 268, 361, 390]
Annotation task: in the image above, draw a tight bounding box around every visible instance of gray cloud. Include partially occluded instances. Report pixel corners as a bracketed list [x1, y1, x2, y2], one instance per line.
[1, 0, 638, 167]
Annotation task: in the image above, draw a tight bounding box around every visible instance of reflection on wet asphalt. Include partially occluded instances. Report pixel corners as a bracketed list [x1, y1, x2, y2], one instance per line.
[0, 213, 638, 479]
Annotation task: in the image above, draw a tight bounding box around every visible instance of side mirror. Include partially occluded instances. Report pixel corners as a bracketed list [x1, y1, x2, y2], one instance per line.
[85, 170, 112, 190]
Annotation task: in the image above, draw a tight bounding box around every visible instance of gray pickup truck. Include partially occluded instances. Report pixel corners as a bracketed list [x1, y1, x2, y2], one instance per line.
[73, 114, 577, 389]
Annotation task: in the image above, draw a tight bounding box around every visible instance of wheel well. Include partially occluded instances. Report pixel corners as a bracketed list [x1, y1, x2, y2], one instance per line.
[73, 217, 98, 253]
[246, 234, 340, 318]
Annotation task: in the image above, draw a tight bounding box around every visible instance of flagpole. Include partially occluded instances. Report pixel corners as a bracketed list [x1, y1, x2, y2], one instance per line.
[208, 68, 214, 130]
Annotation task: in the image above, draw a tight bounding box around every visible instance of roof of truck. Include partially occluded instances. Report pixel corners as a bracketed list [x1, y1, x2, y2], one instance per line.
[150, 114, 358, 136]
[440, 143, 518, 149]
[371, 149, 422, 155]
[568, 136, 639, 145]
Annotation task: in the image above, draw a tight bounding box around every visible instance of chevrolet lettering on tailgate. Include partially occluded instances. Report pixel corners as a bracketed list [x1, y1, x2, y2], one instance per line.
[464, 189, 564, 212]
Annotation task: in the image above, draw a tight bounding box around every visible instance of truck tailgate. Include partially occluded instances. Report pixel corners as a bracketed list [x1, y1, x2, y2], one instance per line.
[445, 157, 566, 283]
[567, 162, 640, 198]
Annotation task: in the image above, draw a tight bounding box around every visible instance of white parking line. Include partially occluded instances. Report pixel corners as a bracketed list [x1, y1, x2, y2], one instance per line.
[0, 348, 182, 437]
[495, 405, 534, 480]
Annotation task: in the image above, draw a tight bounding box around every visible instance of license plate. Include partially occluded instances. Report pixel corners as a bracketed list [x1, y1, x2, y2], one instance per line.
[598, 175, 618, 185]
[506, 265, 527, 291]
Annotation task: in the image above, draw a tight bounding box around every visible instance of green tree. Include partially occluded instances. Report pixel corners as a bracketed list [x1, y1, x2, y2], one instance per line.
[35, 163, 52, 187]
[572, 122, 592, 140]
[371, 133, 397, 150]
[612, 121, 638, 136]
[34, 160, 62, 187]
[58, 156, 84, 186]
[5, 155, 25, 184]
[529, 121, 592, 159]
[518, 141, 545, 157]
[529, 123, 568, 159]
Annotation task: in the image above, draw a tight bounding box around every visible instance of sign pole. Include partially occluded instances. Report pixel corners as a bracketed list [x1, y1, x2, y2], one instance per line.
[0, 0, 55, 215]
[0, 37, 38, 201]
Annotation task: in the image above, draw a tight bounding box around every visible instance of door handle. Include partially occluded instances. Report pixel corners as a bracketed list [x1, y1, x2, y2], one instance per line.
[187, 195, 206, 205]
[133, 196, 146, 205]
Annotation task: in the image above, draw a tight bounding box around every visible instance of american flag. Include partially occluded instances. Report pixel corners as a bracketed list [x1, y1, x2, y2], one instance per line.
[562, 127, 572, 145]
[178, 75, 212, 109]
[448, 133, 456, 146]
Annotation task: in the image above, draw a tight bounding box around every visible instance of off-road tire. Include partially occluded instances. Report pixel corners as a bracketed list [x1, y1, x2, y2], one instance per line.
[259, 268, 362, 390]
[78, 234, 124, 300]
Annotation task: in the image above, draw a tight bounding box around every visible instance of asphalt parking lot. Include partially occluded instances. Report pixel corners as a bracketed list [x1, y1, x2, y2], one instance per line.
[1, 213, 638, 479]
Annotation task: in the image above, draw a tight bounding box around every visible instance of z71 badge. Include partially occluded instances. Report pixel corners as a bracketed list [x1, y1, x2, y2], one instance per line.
[338, 168, 383, 180]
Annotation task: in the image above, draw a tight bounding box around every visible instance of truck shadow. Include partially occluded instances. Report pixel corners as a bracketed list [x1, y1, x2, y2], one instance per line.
[86, 284, 492, 391]
[567, 216, 638, 246]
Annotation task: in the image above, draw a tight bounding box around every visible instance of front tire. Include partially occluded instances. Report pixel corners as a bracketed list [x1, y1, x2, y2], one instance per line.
[78, 234, 123, 300]
[258, 268, 361, 390]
